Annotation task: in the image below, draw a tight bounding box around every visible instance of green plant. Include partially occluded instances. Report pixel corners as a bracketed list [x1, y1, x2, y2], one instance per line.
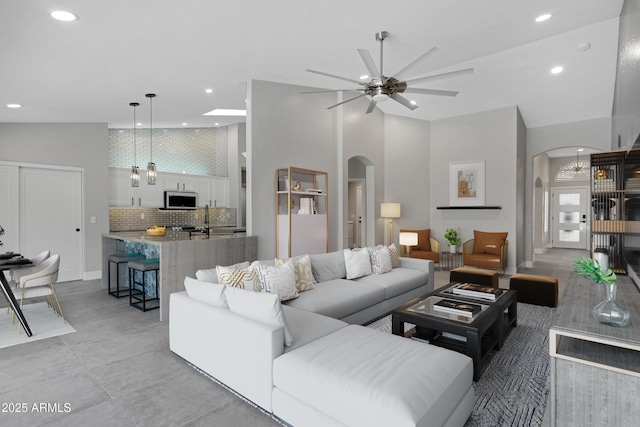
[0, 225, 4, 247]
[444, 227, 461, 246]
[573, 256, 616, 285]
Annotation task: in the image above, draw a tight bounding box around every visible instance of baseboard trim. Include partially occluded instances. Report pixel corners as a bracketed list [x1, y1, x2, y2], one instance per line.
[83, 270, 101, 281]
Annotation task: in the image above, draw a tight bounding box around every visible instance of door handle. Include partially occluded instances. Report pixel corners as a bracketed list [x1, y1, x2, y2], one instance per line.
[76, 228, 80, 232]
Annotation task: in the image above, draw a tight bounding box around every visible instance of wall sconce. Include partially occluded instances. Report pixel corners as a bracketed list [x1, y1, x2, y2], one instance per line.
[399, 232, 418, 257]
[381, 202, 401, 245]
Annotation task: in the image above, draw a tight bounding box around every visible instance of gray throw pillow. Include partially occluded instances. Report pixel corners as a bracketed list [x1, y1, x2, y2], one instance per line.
[309, 251, 346, 282]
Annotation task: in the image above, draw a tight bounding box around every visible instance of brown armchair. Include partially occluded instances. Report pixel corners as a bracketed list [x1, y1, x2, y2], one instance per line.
[462, 230, 508, 274]
[400, 229, 440, 263]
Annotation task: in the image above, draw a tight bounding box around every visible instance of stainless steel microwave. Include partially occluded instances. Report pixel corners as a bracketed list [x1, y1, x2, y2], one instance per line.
[164, 191, 198, 210]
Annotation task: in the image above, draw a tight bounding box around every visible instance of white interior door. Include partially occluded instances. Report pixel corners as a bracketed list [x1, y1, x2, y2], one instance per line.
[552, 187, 589, 249]
[355, 184, 364, 248]
[20, 168, 83, 282]
[0, 165, 19, 251]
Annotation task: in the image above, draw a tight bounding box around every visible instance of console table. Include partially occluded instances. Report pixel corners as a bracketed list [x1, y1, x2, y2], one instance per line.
[549, 274, 640, 426]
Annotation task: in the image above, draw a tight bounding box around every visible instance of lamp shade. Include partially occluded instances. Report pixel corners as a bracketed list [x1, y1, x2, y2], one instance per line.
[399, 232, 418, 247]
[381, 203, 401, 218]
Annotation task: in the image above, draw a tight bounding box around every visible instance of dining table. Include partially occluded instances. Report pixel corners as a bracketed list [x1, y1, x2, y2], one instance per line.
[0, 253, 33, 337]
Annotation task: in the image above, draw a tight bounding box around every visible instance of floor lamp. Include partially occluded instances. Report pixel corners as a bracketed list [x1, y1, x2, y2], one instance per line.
[381, 203, 401, 245]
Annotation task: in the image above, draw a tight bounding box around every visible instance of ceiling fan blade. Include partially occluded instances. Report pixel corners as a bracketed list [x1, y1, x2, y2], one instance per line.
[403, 88, 459, 97]
[366, 100, 377, 114]
[406, 67, 474, 85]
[357, 49, 381, 79]
[327, 93, 368, 110]
[301, 89, 364, 94]
[306, 69, 363, 85]
[392, 47, 439, 81]
[390, 93, 418, 110]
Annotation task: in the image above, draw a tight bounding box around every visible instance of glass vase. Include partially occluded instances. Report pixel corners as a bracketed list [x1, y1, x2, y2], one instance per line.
[592, 283, 630, 327]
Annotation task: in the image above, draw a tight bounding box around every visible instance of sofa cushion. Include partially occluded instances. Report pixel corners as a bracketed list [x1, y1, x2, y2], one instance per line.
[310, 251, 347, 283]
[196, 261, 250, 283]
[273, 325, 473, 427]
[225, 286, 293, 346]
[473, 230, 508, 255]
[344, 248, 372, 279]
[183, 276, 227, 308]
[284, 279, 385, 319]
[254, 261, 299, 301]
[354, 267, 429, 299]
[369, 245, 393, 274]
[216, 264, 262, 291]
[388, 243, 400, 268]
[276, 254, 315, 292]
[400, 228, 431, 251]
[281, 305, 347, 352]
[463, 253, 502, 269]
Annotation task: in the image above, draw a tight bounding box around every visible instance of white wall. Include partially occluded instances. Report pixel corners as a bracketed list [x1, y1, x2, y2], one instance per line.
[384, 114, 430, 245]
[0, 123, 109, 276]
[430, 106, 520, 274]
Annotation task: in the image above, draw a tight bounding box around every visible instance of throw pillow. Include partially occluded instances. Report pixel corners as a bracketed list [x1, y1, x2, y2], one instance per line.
[310, 251, 347, 282]
[388, 243, 400, 268]
[369, 245, 393, 274]
[254, 261, 299, 301]
[216, 264, 262, 291]
[473, 230, 508, 255]
[276, 254, 315, 292]
[225, 286, 293, 346]
[196, 261, 250, 283]
[400, 229, 431, 251]
[183, 276, 227, 308]
[344, 248, 372, 279]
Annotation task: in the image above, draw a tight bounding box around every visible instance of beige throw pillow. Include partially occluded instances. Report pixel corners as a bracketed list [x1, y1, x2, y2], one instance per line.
[216, 265, 262, 292]
[276, 254, 315, 292]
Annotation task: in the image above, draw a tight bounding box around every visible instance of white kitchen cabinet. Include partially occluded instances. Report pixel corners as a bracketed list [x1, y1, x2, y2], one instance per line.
[163, 173, 195, 192]
[194, 178, 212, 207]
[108, 168, 163, 207]
[211, 177, 229, 207]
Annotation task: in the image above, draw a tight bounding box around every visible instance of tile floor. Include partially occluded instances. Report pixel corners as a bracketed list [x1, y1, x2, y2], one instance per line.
[0, 248, 586, 426]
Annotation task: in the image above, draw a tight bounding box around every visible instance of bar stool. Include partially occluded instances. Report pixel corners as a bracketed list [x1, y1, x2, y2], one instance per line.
[128, 258, 160, 311]
[108, 253, 145, 298]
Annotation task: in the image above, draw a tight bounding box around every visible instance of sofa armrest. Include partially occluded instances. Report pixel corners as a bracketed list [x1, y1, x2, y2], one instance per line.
[398, 257, 434, 289]
[170, 291, 284, 411]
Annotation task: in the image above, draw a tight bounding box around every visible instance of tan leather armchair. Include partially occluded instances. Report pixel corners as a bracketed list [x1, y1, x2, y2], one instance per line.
[399, 229, 440, 264]
[462, 233, 508, 274]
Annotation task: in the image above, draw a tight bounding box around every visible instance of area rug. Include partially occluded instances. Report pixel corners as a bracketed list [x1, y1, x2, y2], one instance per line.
[368, 303, 555, 427]
[0, 302, 76, 349]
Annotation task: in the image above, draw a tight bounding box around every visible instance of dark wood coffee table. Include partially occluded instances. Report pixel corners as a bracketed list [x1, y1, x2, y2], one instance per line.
[391, 282, 517, 381]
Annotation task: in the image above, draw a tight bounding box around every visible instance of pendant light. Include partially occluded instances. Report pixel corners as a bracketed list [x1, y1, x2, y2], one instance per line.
[130, 102, 140, 187]
[146, 93, 157, 185]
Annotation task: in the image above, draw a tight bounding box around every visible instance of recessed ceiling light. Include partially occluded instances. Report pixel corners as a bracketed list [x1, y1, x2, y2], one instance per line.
[214, 122, 220, 126]
[577, 42, 591, 52]
[577, 148, 584, 152]
[360, 75, 370, 80]
[410, 100, 417, 106]
[203, 109, 247, 116]
[49, 10, 79, 22]
[136, 122, 142, 126]
[535, 14, 551, 23]
[205, 89, 213, 93]
[6, 103, 22, 108]
[551, 66, 563, 74]
[182, 123, 188, 126]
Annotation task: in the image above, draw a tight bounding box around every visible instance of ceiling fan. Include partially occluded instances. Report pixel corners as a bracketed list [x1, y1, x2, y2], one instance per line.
[303, 31, 474, 113]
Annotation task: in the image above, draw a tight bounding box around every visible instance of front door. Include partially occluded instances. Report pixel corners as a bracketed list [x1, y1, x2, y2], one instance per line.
[552, 187, 589, 249]
[20, 167, 83, 282]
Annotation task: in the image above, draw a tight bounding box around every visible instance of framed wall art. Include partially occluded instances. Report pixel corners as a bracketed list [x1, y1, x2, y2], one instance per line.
[449, 160, 485, 206]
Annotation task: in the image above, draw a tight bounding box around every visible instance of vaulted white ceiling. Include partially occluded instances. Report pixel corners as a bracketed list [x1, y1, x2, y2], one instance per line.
[0, 0, 624, 129]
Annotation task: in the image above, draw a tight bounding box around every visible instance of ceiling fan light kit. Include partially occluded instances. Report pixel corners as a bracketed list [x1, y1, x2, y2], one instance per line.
[304, 31, 474, 114]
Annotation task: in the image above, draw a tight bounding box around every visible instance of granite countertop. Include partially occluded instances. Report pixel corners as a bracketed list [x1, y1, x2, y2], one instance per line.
[104, 230, 246, 243]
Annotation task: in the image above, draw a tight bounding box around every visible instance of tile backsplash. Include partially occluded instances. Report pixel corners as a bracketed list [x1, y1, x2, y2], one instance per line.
[110, 207, 236, 231]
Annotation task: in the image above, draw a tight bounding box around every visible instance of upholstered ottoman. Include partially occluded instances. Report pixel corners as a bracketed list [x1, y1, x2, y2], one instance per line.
[450, 267, 499, 288]
[509, 273, 558, 307]
[272, 325, 474, 427]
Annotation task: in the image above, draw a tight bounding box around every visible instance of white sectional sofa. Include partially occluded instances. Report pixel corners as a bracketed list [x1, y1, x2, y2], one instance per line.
[169, 250, 475, 426]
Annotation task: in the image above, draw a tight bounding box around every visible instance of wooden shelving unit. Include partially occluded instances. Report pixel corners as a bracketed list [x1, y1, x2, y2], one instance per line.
[275, 167, 328, 259]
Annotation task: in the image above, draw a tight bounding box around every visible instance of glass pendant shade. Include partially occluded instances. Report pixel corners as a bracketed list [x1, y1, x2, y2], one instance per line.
[130, 102, 140, 187]
[146, 93, 157, 185]
[147, 162, 156, 185]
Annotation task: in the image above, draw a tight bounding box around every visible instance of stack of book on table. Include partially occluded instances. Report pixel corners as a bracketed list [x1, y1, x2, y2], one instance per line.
[433, 299, 482, 318]
[452, 283, 504, 301]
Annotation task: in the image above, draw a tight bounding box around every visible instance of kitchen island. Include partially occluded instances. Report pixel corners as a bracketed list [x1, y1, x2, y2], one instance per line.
[102, 231, 257, 321]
